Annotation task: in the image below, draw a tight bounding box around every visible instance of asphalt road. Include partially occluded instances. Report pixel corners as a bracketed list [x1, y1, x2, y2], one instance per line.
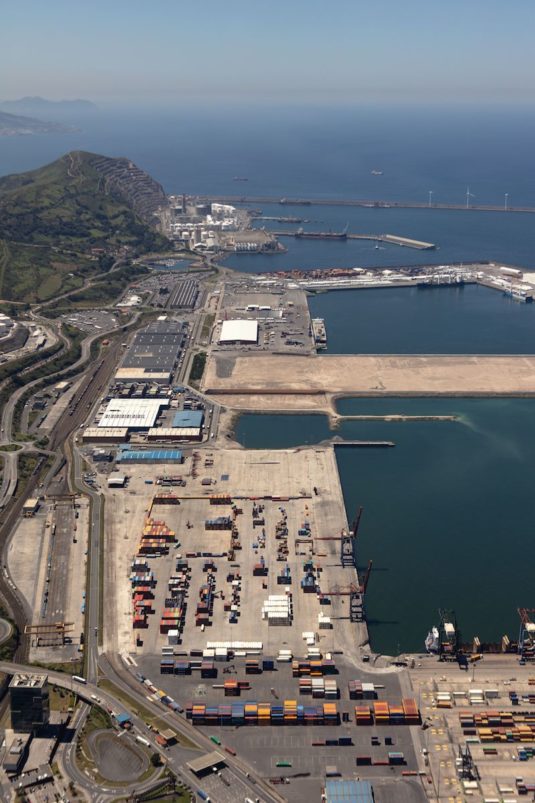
[71, 442, 101, 684]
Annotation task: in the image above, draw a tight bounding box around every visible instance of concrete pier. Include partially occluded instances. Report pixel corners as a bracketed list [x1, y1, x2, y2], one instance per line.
[273, 230, 436, 249]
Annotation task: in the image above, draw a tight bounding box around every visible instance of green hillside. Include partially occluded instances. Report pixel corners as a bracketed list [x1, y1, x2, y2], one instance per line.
[0, 151, 171, 302]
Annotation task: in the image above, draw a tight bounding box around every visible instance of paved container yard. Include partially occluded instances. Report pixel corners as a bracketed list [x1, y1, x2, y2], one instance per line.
[135, 652, 424, 802]
[102, 447, 367, 662]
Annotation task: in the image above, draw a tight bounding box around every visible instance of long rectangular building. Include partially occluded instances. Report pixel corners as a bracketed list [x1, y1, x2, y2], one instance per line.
[121, 320, 186, 380]
[98, 399, 169, 430]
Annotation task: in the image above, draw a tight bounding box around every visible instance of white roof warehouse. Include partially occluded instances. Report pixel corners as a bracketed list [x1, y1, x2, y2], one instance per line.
[219, 319, 259, 344]
[98, 398, 169, 430]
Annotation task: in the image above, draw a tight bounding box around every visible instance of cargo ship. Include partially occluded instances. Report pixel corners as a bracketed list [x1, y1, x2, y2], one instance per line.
[295, 224, 348, 241]
[311, 318, 327, 350]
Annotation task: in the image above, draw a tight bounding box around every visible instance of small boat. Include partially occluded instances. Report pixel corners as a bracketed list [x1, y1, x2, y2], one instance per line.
[233, 176, 248, 182]
[371, 169, 384, 176]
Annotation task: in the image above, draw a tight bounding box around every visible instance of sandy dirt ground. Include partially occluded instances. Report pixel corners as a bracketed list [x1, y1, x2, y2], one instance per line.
[203, 353, 535, 412]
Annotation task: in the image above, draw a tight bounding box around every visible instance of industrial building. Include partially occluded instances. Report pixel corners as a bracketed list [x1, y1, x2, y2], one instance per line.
[114, 368, 173, 383]
[219, 319, 259, 344]
[98, 399, 169, 430]
[3, 733, 32, 775]
[116, 447, 183, 464]
[172, 410, 204, 428]
[147, 427, 202, 442]
[9, 674, 49, 734]
[325, 779, 374, 803]
[108, 475, 127, 488]
[169, 279, 199, 309]
[119, 320, 186, 383]
[83, 427, 129, 443]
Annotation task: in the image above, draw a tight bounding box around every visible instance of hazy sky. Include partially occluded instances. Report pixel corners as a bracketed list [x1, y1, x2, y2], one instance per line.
[4, 0, 534, 104]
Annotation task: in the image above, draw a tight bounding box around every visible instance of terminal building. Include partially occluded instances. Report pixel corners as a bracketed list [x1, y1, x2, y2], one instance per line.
[218, 319, 258, 345]
[9, 674, 49, 734]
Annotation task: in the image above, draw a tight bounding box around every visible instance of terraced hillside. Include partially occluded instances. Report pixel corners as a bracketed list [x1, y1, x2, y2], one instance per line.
[0, 151, 171, 302]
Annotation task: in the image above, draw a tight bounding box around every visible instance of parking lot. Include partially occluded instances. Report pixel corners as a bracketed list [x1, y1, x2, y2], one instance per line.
[61, 309, 119, 333]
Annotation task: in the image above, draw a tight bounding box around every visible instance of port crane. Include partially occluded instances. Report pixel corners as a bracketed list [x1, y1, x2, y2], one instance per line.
[326, 583, 364, 623]
[437, 609, 461, 661]
[314, 506, 364, 567]
[517, 608, 535, 661]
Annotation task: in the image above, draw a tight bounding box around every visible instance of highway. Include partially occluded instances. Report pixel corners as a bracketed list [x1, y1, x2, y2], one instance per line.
[0, 658, 287, 803]
[70, 440, 102, 684]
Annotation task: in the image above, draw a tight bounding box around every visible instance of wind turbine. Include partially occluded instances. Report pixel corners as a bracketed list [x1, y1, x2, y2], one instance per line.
[428, 190, 433, 207]
[465, 187, 475, 209]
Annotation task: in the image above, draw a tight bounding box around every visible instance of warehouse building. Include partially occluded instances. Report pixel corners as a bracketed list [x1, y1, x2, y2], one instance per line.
[98, 399, 169, 430]
[116, 447, 183, 464]
[169, 279, 199, 309]
[218, 319, 258, 344]
[114, 368, 172, 384]
[119, 320, 187, 383]
[325, 779, 374, 803]
[147, 427, 202, 442]
[82, 427, 129, 443]
[172, 410, 204, 429]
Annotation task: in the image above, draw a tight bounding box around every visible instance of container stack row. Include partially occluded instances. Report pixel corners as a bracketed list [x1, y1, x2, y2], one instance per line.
[460, 710, 535, 741]
[292, 659, 337, 676]
[131, 559, 156, 629]
[262, 593, 292, 625]
[348, 680, 377, 700]
[138, 516, 176, 555]
[187, 701, 340, 726]
[355, 700, 421, 726]
[298, 678, 339, 698]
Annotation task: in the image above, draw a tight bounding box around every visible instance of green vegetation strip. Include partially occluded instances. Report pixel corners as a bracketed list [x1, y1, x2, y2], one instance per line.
[43, 262, 150, 314]
[31, 659, 83, 676]
[200, 313, 215, 343]
[0, 604, 19, 662]
[188, 352, 206, 386]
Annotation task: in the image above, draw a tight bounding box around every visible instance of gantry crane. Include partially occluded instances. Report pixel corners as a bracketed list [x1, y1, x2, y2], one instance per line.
[437, 609, 461, 661]
[314, 506, 364, 568]
[517, 608, 535, 661]
[328, 584, 364, 623]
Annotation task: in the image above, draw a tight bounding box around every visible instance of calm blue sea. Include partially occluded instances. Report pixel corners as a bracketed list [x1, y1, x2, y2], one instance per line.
[3, 103, 534, 269]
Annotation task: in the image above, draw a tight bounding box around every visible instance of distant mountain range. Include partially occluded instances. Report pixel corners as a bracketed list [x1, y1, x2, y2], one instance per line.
[0, 96, 97, 118]
[0, 110, 77, 136]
